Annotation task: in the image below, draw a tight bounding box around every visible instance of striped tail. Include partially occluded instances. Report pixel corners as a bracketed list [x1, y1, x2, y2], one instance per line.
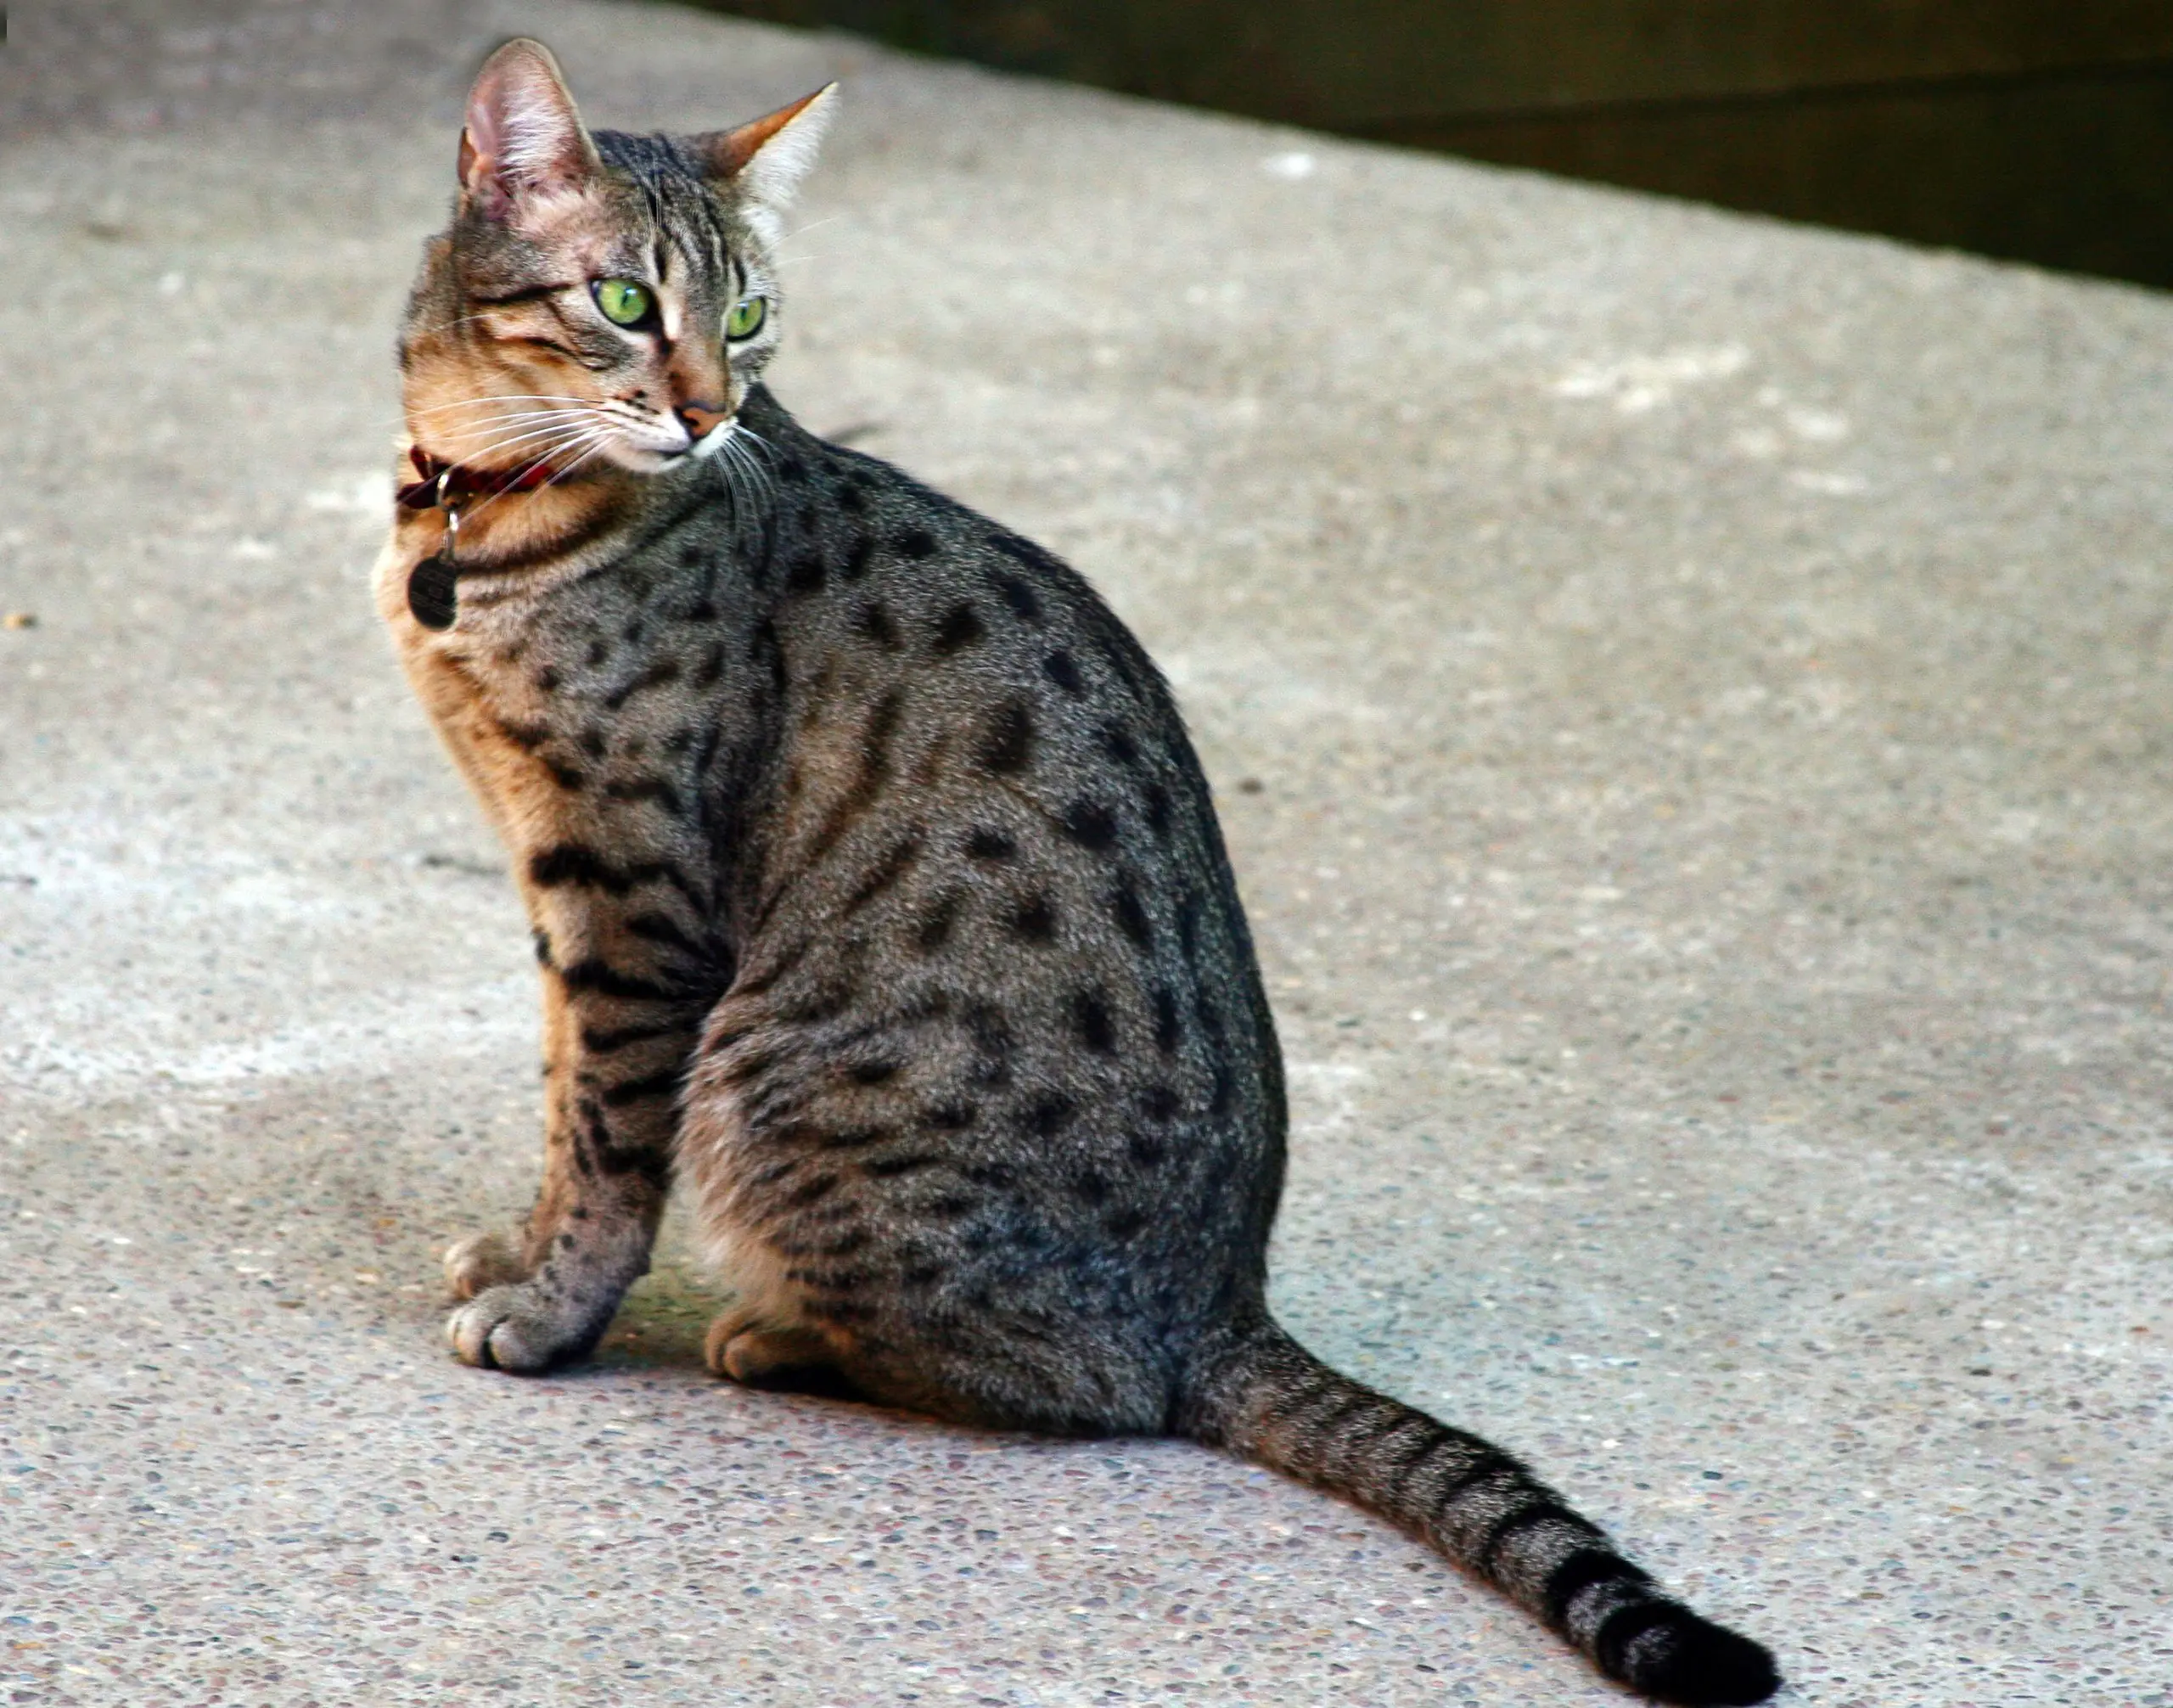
[1182, 1323, 1780, 1706]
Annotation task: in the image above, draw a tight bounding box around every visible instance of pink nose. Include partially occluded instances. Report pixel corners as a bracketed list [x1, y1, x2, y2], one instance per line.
[678, 401, 730, 437]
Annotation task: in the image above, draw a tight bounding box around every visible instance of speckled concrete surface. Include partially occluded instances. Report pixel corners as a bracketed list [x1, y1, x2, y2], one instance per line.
[3, 3, 2170, 1704]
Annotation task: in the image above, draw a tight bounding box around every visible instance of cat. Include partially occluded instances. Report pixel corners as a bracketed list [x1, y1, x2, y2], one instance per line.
[371, 38, 1780, 1706]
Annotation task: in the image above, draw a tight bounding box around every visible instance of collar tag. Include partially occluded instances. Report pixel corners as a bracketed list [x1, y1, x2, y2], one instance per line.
[407, 553, 459, 630]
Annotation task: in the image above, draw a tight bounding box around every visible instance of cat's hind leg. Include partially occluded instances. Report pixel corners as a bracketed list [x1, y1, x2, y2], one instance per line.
[678, 1021, 885, 1402]
[705, 1315, 858, 1396]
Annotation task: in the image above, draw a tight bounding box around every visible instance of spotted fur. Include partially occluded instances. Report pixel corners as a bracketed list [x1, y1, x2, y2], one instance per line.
[370, 41, 1780, 1706]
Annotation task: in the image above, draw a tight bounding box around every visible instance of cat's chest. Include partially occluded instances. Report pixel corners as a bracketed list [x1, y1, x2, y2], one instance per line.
[416, 566, 740, 853]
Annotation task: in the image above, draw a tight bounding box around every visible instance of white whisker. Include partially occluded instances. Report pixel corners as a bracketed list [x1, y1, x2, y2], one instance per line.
[733, 424, 779, 474]
[520, 435, 617, 508]
[439, 407, 596, 436]
[773, 215, 845, 262]
[547, 439, 614, 486]
[716, 425, 778, 539]
[717, 436, 750, 533]
[438, 413, 599, 459]
[401, 310, 497, 341]
[408, 393, 595, 417]
[451, 425, 615, 528]
[428, 428, 595, 475]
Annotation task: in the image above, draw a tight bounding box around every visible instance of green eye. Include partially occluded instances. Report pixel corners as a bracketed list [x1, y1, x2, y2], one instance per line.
[593, 278, 654, 328]
[726, 295, 767, 340]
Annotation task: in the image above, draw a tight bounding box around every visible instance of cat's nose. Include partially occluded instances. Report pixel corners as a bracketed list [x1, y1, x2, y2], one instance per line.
[677, 401, 731, 440]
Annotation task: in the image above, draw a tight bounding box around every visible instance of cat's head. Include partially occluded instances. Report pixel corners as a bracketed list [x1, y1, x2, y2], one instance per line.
[401, 39, 833, 480]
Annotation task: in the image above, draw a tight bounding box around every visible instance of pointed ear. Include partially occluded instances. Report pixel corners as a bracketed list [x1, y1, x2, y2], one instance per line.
[458, 39, 599, 219]
[699, 84, 838, 211]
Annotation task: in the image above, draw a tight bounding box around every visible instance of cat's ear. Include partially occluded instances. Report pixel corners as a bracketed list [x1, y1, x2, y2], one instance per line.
[699, 85, 838, 212]
[458, 39, 600, 219]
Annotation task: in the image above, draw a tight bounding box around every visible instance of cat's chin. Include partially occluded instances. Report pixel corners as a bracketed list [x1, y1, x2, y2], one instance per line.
[608, 443, 701, 476]
[605, 428, 736, 476]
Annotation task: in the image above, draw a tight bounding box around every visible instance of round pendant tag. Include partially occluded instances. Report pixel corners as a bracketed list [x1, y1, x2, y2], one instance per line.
[407, 553, 458, 630]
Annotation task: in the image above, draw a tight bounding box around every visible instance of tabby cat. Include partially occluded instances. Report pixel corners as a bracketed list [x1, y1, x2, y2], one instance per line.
[372, 39, 1780, 1705]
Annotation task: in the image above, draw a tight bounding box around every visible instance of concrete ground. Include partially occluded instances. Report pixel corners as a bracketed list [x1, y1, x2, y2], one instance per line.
[3, 3, 2169, 1704]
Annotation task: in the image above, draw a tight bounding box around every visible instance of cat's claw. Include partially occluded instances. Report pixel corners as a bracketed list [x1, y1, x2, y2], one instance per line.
[443, 1229, 528, 1299]
[446, 1283, 586, 1372]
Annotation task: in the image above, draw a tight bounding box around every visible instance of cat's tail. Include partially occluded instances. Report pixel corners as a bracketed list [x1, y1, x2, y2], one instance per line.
[1180, 1320, 1780, 1706]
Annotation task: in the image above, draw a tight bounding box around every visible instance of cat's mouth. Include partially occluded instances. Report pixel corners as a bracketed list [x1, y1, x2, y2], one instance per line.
[406, 368, 756, 483]
[614, 409, 738, 473]
[409, 400, 744, 485]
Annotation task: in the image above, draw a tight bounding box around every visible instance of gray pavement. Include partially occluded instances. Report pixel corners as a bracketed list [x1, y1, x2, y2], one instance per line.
[3, 3, 2170, 1704]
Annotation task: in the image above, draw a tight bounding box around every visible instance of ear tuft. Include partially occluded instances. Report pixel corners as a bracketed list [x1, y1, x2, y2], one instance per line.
[460, 38, 599, 217]
[701, 84, 838, 211]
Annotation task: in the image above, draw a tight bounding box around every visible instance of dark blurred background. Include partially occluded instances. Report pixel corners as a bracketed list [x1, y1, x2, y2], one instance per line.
[687, 0, 2173, 290]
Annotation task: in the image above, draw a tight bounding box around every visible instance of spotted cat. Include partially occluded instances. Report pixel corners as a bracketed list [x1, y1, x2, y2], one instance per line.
[371, 39, 1780, 1705]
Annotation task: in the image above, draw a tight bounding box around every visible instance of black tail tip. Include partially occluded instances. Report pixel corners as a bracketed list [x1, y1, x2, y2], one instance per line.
[1599, 1603, 1781, 1705]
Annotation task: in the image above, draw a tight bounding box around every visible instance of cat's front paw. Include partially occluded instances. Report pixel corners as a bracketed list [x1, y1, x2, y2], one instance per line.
[446, 1282, 596, 1372]
[443, 1229, 528, 1299]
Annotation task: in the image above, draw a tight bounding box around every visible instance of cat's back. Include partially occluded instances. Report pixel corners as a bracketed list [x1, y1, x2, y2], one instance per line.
[682, 404, 1289, 1398]
[741, 400, 1259, 1008]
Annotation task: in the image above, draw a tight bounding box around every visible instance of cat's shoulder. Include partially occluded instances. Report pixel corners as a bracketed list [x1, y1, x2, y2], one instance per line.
[746, 389, 1176, 710]
[752, 390, 1070, 579]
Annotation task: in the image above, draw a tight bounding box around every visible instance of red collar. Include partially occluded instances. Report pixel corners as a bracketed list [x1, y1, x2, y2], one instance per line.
[396, 445, 564, 511]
